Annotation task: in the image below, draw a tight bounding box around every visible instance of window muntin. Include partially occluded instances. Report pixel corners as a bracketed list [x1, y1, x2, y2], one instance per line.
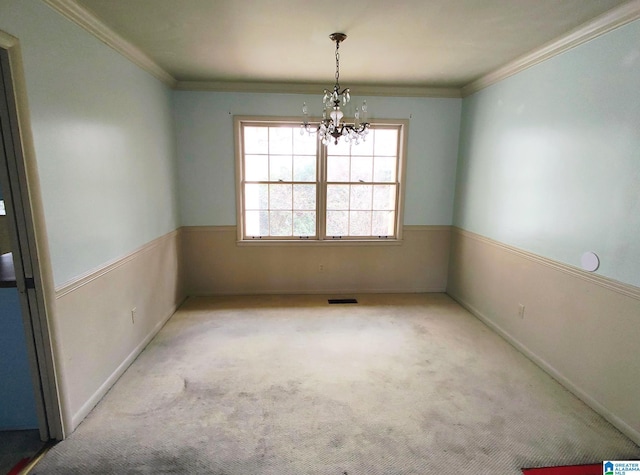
[236, 118, 405, 242]
[242, 125, 318, 238]
[325, 127, 399, 238]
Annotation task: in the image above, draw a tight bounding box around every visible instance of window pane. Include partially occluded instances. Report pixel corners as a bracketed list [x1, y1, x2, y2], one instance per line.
[293, 130, 317, 155]
[373, 129, 398, 156]
[373, 185, 396, 210]
[245, 184, 268, 210]
[351, 156, 373, 182]
[269, 127, 293, 155]
[350, 185, 373, 210]
[246, 210, 269, 236]
[373, 156, 396, 182]
[327, 137, 350, 156]
[240, 121, 401, 241]
[326, 210, 348, 236]
[293, 155, 316, 182]
[350, 136, 374, 156]
[327, 184, 349, 210]
[327, 155, 350, 182]
[372, 211, 395, 236]
[293, 184, 316, 210]
[269, 155, 292, 181]
[244, 127, 268, 154]
[270, 184, 292, 210]
[270, 211, 292, 236]
[293, 211, 316, 236]
[245, 155, 268, 181]
[349, 211, 371, 236]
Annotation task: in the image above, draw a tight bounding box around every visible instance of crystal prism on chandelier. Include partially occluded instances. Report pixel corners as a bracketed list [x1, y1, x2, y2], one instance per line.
[302, 33, 370, 146]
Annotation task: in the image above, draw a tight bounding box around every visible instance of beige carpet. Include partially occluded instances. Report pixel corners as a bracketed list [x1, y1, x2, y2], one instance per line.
[33, 294, 639, 474]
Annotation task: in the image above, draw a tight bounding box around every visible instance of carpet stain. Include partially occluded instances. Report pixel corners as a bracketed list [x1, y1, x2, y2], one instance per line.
[31, 294, 640, 474]
[329, 435, 345, 448]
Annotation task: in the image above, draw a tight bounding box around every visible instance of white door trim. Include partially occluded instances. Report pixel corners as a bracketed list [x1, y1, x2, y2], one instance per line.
[0, 30, 65, 440]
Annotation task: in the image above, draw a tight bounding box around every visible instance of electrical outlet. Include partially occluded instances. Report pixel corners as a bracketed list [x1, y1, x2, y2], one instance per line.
[518, 304, 525, 319]
[131, 307, 137, 324]
[318, 264, 324, 272]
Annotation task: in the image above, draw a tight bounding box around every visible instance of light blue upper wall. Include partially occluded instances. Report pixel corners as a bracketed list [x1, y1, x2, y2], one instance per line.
[454, 20, 640, 288]
[173, 91, 461, 226]
[0, 0, 179, 285]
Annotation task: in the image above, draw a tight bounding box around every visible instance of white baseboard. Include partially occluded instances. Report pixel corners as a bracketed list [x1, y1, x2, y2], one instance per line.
[449, 291, 640, 446]
[70, 299, 183, 429]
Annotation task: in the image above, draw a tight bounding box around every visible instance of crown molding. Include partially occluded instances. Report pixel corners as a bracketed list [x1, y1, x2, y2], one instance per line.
[174, 80, 462, 98]
[462, 0, 640, 97]
[38, 0, 461, 98]
[42, 0, 640, 99]
[43, 0, 177, 88]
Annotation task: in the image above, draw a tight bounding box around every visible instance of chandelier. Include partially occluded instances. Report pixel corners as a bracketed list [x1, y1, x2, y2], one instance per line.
[302, 33, 370, 146]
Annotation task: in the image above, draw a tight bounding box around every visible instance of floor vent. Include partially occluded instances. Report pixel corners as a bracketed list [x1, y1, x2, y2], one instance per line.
[328, 298, 358, 304]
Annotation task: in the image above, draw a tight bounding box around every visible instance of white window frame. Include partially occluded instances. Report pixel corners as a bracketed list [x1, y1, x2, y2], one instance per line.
[234, 116, 408, 244]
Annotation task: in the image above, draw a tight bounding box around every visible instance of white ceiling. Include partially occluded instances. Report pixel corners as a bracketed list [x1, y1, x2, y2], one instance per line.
[71, 0, 633, 90]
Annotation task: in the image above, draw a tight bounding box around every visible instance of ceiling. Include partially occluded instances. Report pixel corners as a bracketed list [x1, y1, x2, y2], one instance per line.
[72, 0, 632, 91]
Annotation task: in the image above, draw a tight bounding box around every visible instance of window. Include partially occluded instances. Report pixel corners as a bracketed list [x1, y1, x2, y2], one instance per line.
[235, 117, 406, 242]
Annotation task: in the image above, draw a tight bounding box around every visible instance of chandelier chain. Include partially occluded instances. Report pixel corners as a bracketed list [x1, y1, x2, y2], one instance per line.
[335, 41, 340, 88]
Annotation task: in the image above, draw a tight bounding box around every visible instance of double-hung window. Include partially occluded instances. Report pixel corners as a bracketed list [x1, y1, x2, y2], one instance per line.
[235, 117, 406, 242]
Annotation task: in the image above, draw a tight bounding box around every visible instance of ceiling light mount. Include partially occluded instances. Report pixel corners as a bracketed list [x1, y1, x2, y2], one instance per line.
[329, 32, 347, 44]
[302, 32, 370, 146]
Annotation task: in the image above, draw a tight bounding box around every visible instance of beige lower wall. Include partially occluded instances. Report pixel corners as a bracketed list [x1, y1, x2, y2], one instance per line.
[447, 227, 640, 445]
[54, 230, 185, 431]
[182, 225, 451, 295]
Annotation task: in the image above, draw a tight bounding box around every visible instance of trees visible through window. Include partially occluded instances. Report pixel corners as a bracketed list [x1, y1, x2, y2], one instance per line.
[235, 118, 406, 242]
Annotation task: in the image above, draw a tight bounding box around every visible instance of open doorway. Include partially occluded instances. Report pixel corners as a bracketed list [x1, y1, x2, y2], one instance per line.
[0, 30, 63, 470]
[0, 192, 44, 471]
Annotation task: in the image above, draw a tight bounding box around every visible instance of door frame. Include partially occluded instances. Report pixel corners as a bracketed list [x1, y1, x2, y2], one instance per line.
[0, 31, 64, 440]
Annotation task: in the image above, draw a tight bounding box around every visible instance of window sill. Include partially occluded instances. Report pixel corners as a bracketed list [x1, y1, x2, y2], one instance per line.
[236, 239, 403, 247]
